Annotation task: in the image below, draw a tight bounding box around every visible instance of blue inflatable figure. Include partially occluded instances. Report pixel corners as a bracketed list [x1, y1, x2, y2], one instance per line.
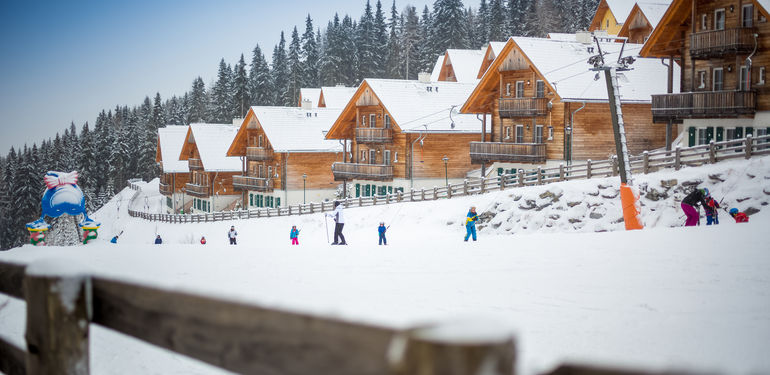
[25, 171, 101, 245]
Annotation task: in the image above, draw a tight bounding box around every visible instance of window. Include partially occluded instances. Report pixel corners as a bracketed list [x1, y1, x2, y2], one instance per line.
[742, 4, 754, 27]
[394, 151, 398, 162]
[505, 83, 511, 96]
[361, 115, 367, 127]
[547, 126, 554, 141]
[701, 14, 707, 30]
[713, 68, 724, 91]
[698, 71, 707, 89]
[258, 135, 263, 147]
[384, 114, 391, 128]
[384, 150, 391, 165]
[535, 81, 545, 98]
[504, 126, 512, 140]
[726, 128, 737, 141]
[360, 149, 366, 162]
[714, 9, 725, 30]
[258, 164, 263, 178]
[759, 67, 766, 85]
[515, 81, 525, 98]
[535, 125, 544, 143]
[370, 149, 377, 164]
[740, 66, 749, 90]
[698, 128, 708, 145]
[515, 125, 524, 143]
[370, 114, 376, 128]
[268, 166, 272, 179]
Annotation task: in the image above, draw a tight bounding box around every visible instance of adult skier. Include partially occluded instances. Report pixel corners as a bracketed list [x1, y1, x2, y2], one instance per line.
[681, 188, 709, 226]
[228, 226, 238, 245]
[326, 201, 346, 245]
[378, 222, 387, 245]
[464, 206, 478, 242]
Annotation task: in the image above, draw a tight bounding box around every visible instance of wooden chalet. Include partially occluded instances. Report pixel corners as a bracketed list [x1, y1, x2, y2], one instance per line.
[226, 106, 344, 207]
[433, 49, 485, 83]
[640, 0, 770, 147]
[324, 78, 484, 197]
[178, 123, 241, 213]
[298, 88, 321, 108]
[618, 2, 674, 43]
[478, 42, 508, 79]
[590, 0, 639, 35]
[461, 37, 675, 170]
[156, 126, 190, 214]
[317, 86, 358, 108]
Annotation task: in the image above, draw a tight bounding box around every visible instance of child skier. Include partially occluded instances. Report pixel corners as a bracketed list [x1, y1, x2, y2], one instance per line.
[200, 236, 206, 245]
[681, 188, 709, 226]
[110, 235, 118, 244]
[704, 194, 720, 225]
[729, 208, 749, 223]
[228, 226, 238, 245]
[154, 235, 162, 244]
[378, 222, 387, 245]
[464, 206, 478, 242]
[290, 226, 300, 245]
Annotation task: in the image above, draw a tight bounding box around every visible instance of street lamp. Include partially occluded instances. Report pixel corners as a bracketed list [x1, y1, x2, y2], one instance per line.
[442, 156, 449, 186]
[302, 173, 307, 204]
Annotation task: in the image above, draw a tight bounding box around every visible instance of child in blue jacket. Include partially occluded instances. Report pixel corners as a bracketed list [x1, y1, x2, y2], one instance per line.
[290, 226, 300, 245]
[378, 222, 387, 245]
[464, 206, 478, 242]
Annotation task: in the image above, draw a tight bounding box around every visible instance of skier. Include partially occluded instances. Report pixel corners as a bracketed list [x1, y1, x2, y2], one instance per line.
[464, 206, 478, 242]
[704, 195, 720, 225]
[325, 201, 346, 245]
[110, 235, 118, 244]
[378, 222, 387, 245]
[228, 226, 238, 245]
[729, 208, 749, 223]
[200, 236, 206, 245]
[290, 226, 300, 245]
[681, 188, 709, 226]
[154, 235, 162, 244]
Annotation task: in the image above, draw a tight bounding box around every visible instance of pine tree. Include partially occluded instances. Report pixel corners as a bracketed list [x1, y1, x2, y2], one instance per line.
[340, 15, 360, 85]
[233, 54, 249, 118]
[248, 44, 273, 106]
[417, 6, 435, 75]
[489, 0, 508, 41]
[1, 148, 20, 248]
[320, 15, 344, 85]
[78, 122, 97, 190]
[301, 15, 320, 87]
[357, 1, 376, 79]
[188, 77, 208, 123]
[432, 0, 468, 51]
[385, 1, 402, 79]
[507, 0, 531, 36]
[209, 59, 233, 123]
[288, 27, 304, 106]
[477, 0, 490, 44]
[401, 5, 421, 79]
[152, 92, 165, 129]
[465, 7, 481, 49]
[373, 0, 388, 77]
[271, 32, 291, 106]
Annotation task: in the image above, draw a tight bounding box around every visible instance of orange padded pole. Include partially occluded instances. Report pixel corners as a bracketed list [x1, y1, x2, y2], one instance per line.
[620, 183, 644, 230]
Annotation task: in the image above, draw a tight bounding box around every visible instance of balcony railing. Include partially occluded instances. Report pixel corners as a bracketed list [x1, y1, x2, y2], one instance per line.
[246, 147, 272, 161]
[498, 98, 549, 117]
[184, 183, 210, 197]
[651, 91, 756, 122]
[356, 128, 393, 143]
[188, 158, 204, 170]
[690, 28, 755, 58]
[233, 175, 274, 192]
[159, 182, 174, 196]
[331, 163, 394, 181]
[469, 142, 547, 164]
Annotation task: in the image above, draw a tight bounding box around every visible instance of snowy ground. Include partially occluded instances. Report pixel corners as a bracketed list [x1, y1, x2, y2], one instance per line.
[1, 157, 769, 375]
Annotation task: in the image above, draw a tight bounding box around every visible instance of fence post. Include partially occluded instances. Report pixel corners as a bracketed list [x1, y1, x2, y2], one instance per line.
[410, 189, 415, 201]
[745, 134, 753, 159]
[559, 163, 565, 181]
[643, 151, 650, 174]
[536, 168, 543, 185]
[398, 191, 403, 202]
[709, 140, 717, 164]
[433, 187, 438, 200]
[420, 188, 425, 201]
[373, 195, 377, 206]
[586, 159, 592, 179]
[611, 156, 619, 176]
[386, 193, 391, 204]
[518, 169, 524, 187]
[463, 179, 469, 195]
[447, 184, 452, 199]
[24, 261, 91, 375]
[674, 145, 682, 170]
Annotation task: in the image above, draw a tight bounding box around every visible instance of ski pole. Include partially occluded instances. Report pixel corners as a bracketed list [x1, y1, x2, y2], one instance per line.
[324, 216, 330, 244]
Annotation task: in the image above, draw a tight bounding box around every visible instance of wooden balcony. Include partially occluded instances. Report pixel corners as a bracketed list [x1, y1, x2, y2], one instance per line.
[188, 158, 204, 170]
[233, 175, 274, 192]
[651, 91, 756, 122]
[356, 128, 393, 143]
[332, 163, 393, 181]
[184, 183, 210, 197]
[246, 147, 272, 161]
[690, 28, 756, 58]
[159, 182, 174, 196]
[469, 142, 547, 164]
[498, 98, 549, 117]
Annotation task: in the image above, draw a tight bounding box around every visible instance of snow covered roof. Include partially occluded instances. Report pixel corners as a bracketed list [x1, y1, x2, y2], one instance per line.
[606, 0, 637, 24]
[489, 42, 506, 57]
[511, 36, 677, 102]
[636, 2, 672, 29]
[547, 33, 578, 42]
[184, 124, 241, 172]
[157, 126, 189, 173]
[319, 86, 357, 108]
[443, 49, 484, 83]
[249, 106, 344, 152]
[299, 88, 321, 108]
[430, 54, 444, 81]
[360, 79, 481, 133]
[477, 42, 508, 79]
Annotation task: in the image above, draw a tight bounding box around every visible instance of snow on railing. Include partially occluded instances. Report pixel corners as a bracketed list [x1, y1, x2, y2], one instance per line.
[129, 135, 770, 223]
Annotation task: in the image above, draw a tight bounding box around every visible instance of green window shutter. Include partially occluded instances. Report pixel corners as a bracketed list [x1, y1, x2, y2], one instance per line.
[276, 198, 280, 207]
[497, 167, 503, 176]
[688, 127, 696, 147]
[735, 127, 743, 139]
[706, 127, 714, 143]
[746, 126, 754, 136]
[355, 183, 360, 197]
[716, 127, 724, 142]
[388, 186, 393, 194]
[365, 184, 370, 196]
[249, 194, 253, 206]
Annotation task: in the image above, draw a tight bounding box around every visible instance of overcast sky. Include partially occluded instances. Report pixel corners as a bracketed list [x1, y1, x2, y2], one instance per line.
[0, 0, 432, 154]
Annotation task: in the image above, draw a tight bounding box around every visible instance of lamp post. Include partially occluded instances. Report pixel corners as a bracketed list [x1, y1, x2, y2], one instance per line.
[302, 173, 307, 204]
[442, 156, 449, 186]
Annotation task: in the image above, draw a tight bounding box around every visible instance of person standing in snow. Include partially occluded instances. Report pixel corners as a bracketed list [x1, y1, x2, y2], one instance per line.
[704, 195, 720, 225]
[681, 188, 709, 226]
[378, 222, 387, 245]
[200, 236, 207, 245]
[110, 235, 118, 244]
[154, 235, 162, 244]
[729, 208, 749, 223]
[326, 201, 346, 245]
[290, 226, 300, 245]
[228, 226, 238, 245]
[464, 206, 478, 242]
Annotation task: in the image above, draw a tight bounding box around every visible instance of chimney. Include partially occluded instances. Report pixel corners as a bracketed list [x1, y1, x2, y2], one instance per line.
[301, 98, 313, 110]
[576, 30, 592, 44]
[418, 72, 431, 83]
[232, 118, 243, 127]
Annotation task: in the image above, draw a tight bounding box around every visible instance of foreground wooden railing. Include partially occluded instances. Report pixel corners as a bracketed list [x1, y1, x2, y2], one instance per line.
[129, 135, 770, 223]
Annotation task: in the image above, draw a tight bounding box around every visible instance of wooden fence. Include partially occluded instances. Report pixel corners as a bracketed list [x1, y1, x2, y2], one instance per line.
[0, 260, 704, 375]
[130, 134, 770, 223]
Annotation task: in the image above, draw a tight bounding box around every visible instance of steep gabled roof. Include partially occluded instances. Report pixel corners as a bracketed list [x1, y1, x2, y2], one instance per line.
[618, 2, 672, 38]
[430, 54, 444, 81]
[462, 37, 678, 113]
[438, 49, 484, 83]
[252, 107, 343, 152]
[299, 88, 321, 107]
[590, 0, 637, 31]
[326, 79, 481, 139]
[318, 86, 357, 108]
[477, 42, 508, 78]
[157, 126, 189, 173]
[179, 123, 240, 172]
